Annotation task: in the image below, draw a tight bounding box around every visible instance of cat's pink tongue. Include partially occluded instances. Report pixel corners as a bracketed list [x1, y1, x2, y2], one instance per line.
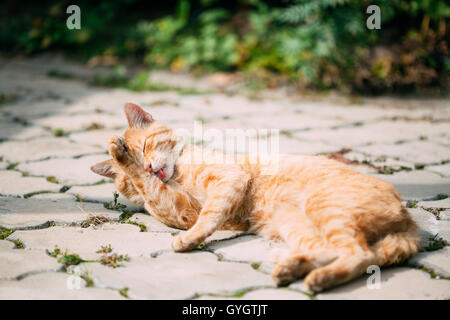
[156, 169, 165, 180]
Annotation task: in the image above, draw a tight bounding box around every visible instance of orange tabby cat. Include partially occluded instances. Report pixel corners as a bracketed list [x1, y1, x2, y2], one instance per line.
[91, 103, 419, 292]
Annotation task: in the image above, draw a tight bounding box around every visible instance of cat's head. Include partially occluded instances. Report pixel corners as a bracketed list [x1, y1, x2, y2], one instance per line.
[91, 103, 183, 183]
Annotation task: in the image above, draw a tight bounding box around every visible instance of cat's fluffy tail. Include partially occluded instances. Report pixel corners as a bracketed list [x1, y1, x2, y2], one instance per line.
[372, 218, 420, 266]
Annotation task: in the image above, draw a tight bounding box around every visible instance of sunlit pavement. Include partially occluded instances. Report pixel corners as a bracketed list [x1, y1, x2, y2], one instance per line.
[0, 56, 449, 299]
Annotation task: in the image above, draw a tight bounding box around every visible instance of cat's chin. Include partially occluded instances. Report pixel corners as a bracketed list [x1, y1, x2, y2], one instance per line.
[162, 169, 174, 183]
[155, 166, 174, 183]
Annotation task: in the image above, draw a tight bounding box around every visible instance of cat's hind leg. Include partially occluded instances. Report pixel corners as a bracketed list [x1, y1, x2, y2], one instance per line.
[303, 214, 376, 292]
[271, 210, 338, 285]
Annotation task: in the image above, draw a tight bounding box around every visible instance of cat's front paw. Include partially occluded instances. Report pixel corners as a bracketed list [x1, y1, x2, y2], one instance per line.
[171, 234, 198, 252]
[109, 135, 129, 164]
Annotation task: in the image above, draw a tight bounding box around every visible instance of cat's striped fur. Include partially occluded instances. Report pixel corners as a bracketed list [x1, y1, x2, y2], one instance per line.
[91, 103, 419, 292]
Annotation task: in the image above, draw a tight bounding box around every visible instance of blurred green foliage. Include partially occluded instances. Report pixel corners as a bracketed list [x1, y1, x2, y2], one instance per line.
[1, 0, 449, 93]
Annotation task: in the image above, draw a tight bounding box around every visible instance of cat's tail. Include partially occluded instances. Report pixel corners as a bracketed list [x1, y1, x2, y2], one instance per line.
[371, 217, 420, 266]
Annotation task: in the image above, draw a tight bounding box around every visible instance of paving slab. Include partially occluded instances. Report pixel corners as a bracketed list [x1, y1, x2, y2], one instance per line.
[0, 170, 62, 197]
[207, 234, 287, 265]
[426, 163, 450, 178]
[418, 198, 450, 209]
[0, 243, 61, 279]
[0, 239, 15, 250]
[17, 154, 111, 185]
[295, 102, 445, 123]
[408, 208, 450, 246]
[128, 213, 182, 233]
[358, 141, 450, 164]
[0, 160, 8, 170]
[0, 100, 71, 119]
[345, 151, 416, 170]
[373, 170, 450, 201]
[244, 113, 344, 131]
[82, 252, 274, 299]
[68, 183, 144, 211]
[198, 288, 310, 300]
[29, 193, 75, 200]
[315, 268, 450, 300]
[0, 197, 122, 229]
[69, 128, 124, 149]
[440, 210, 450, 221]
[68, 90, 181, 116]
[9, 223, 173, 260]
[181, 95, 280, 118]
[409, 247, 450, 278]
[32, 113, 126, 132]
[278, 136, 342, 155]
[0, 121, 51, 141]
[143, 105, 204, 123]
[0, 272, 125, 300]
[429, 134, 450, 147]
[298, 121, 450, 147]
[206, 230, 247, 242]
[0, 137, 103, 163]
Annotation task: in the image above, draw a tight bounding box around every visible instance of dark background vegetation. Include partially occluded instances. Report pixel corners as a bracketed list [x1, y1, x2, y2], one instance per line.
[1, 0, 449, 95]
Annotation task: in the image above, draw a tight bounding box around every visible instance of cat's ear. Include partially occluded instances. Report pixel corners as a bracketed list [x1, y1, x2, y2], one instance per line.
[90, 159, 117, 179]
[124, 103, 153, 128]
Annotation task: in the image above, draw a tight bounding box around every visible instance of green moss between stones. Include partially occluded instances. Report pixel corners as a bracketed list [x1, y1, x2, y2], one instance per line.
[119, 287, 130, 298]
[46, 176, 59, 184]
[12, 239, 24, 249]
[6, 162, 18, 170]
[125, 220, 147, 232]
[59, 253, 84, 267]
[0, 226, 24, 248]
[96, 244, 113, 254]
[47, 245, 86, 267]
[196, 242, 206, 250]
[100, 253, 130, 268]
[0, 226, 14, 240]
[52, 128, 68, 137]
[424, 234, 447, 252]
[93, 180, 109, 185]
[47, 245, 63, 258]
[119, 211, 134, 222]
[414, 265, 450, 280]
[251, 262, 261, 270]
[81, 273, 94, 288]
[59, 185, 71, 193]
[280, 130, 293, 138]
[227, 289, 247, 298]
[406, 200, 418, 208]
[104, 191, 127, 212]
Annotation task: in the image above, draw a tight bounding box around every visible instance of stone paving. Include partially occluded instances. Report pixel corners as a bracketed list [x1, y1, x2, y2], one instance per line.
[0, 55, 449, 300]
